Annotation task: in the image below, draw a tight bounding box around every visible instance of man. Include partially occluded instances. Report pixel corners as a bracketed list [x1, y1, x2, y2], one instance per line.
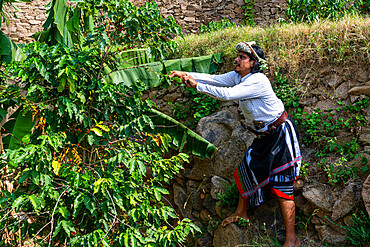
[169, 41, 302, 247]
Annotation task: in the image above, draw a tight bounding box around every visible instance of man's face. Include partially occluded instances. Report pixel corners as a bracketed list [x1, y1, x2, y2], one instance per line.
[234, 52, 255, 77]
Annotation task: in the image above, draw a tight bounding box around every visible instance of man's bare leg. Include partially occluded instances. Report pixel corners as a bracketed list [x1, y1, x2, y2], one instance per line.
[278, 198, 301, 247]
[221, 195, 250, 227]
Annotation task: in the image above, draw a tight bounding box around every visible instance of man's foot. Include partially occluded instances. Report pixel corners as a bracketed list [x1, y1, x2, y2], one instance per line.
[221, 213, 250, 227]
[283, 237, 301, 247]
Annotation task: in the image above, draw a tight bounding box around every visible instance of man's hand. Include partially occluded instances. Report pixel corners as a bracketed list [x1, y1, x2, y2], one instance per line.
[169, 71, 197, 89]
[169, 71, 186, 80]
[182, 75, 197, 89]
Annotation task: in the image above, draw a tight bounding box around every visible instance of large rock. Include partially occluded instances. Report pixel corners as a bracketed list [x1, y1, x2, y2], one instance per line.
[348, 85, 370, 96]
[213, 223, 245, 247]
[210, 176, 230, 200]
[173, 183, 193, 219]
[302, 182, 334, 212]
[315, 225, 347, 245]
[315, 99, 338, 111]
[363, 175, 370, 216]
[213, 125, 254, 180]
[197, 108, 240, 146]
[331, 182, 357, 220]
[359, 130, 370, 145]
[190, 158, 213, 180]
[334, 82, 349, 99]
[194, 108, 254, 180]
[195, 232, 213, 247]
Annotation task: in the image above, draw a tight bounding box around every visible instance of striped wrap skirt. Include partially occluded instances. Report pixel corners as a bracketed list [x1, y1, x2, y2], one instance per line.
[234, 117, 302, 208]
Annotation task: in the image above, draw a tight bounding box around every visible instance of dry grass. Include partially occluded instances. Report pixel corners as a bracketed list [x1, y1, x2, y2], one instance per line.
[173, 15, 370, 80]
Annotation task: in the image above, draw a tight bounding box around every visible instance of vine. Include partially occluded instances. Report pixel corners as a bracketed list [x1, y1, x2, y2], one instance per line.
[242, 0, 256, 26]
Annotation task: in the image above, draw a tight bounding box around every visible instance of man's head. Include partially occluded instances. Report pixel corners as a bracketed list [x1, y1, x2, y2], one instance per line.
[234, 42, 266, 77]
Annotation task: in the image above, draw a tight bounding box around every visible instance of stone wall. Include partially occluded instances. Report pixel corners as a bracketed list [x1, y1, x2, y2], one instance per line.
[1, 0, 288, 43]
[0, 0, 47, 43]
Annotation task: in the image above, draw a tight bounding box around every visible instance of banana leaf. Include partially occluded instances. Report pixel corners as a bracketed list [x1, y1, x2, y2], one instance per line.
[0, 30, 18, 64]
[104, 53, 223, 88]
[0, 105, 35, 150]
[146, 108, 218, 159]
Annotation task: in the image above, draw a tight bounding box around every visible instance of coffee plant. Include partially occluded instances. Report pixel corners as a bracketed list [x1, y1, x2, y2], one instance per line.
[0, 0, 213, 246]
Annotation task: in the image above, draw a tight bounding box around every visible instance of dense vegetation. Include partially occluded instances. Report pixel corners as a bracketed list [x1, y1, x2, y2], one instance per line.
[0, 0, 220, 246]
[1, 0, 369, 246]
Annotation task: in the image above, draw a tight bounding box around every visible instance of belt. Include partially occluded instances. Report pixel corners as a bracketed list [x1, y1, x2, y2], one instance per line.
[244, 111, 288, 136]
[266, 110, 288, 134]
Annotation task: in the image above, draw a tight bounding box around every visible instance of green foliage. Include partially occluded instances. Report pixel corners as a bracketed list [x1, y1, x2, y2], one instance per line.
[318, 156, 359, 185]
[299, 162, 310, 179]
[0, 40, 203, 246]
[0, 0, 216, 245]
[272, 69, 300, 108]
[286, 0, 364, 23]
[242, 0, 256, 26]
[293, 97, 368, 184]
[272, 67, 368, 185]
[199, 19, 236, 33]
[341, 210, 370, 245]
[169, 87, 220, 129]
[35, 0, 182, 60]
[217, 182, 239, 210]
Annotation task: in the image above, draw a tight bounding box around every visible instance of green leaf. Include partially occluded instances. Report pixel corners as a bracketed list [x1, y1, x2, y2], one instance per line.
[12, 196, 28, 208]
[8, 109, 35, 150]
[29, 194, 40, 211]
[61, 220, 76, 236]
[73, 194, 84, 217]
[129, 158, 137, 174]
[18, 170, 32, 183]
[53, 0, 68, 37]
[153, 187, 169, 201]
[58, 206, 70, 218]
[362, 166, 369, 173]
[91, 127, 102, 136]
[57, 76, 66, 92]
[137, 160, 146, 175]
[0, 30, 11, 56]
[146, 108, 218, 159]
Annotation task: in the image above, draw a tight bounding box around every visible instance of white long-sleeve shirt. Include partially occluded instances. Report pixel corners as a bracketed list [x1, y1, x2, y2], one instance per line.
[189, 71, 285, 132]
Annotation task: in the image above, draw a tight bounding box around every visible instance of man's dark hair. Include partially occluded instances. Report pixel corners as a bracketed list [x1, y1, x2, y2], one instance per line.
[246, 45, 265, 74]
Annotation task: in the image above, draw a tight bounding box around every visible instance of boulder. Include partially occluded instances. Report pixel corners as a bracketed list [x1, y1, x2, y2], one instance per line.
[189, 158, 213, 180]
[173, 183, 193, 219]
[302, 182, 333, 212]
[334, 82, 349, 99]
[197, 109, 240, 146]
[359, 130, 370, 145]
[315, 99, 338, 111]
[195, 232, 213, 247]
[194, 108, 254, 180]
[212, 125, 254, 180]
[328, 75, 345, 88]
[331, 182, 356, 221]
[213, 223, 245, 247]
[348, 85, 370, 96]
[211, 176, 230, 200]
[315, 225, 347, 245]
[363, 174, 370, 216]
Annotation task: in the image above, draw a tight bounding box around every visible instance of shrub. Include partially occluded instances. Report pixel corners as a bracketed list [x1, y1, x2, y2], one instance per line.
[199, 19, 236, 33]
[286, 0, 364, 23]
